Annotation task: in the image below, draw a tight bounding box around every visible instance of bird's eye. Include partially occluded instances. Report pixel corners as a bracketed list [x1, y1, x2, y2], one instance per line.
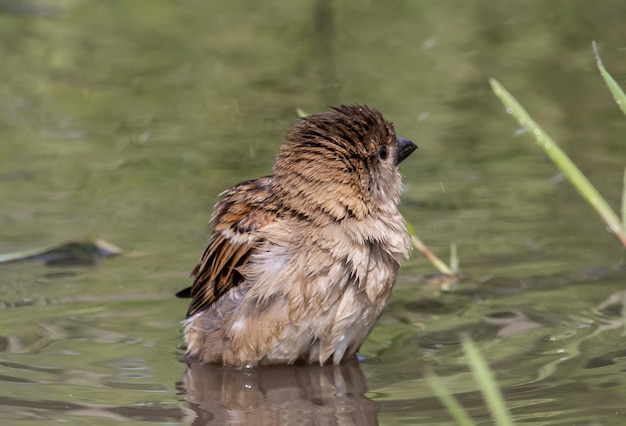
[378, 146, 388, 161]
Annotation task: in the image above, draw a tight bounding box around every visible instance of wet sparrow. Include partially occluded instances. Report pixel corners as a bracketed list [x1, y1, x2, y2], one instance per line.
[176, 104, 416, 366]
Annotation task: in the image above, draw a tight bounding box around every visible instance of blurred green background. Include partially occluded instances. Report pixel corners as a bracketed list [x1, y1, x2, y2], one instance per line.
[1, 1, 625, 424]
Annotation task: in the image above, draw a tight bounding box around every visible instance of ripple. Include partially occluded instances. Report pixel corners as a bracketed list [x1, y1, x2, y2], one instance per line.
[417, 323, 496, 352]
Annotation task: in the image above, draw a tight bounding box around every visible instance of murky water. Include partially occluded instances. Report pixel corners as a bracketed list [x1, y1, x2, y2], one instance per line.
[1, 1, 626, 424]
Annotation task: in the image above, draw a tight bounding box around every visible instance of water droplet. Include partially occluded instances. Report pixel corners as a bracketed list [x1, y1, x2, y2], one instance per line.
[506, 108, 513, 114]
[422, 38, 437, 50]
[514, 128, 528, 136]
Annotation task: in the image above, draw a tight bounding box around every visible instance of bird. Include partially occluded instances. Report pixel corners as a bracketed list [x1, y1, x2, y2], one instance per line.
[176, 104, 417, 367]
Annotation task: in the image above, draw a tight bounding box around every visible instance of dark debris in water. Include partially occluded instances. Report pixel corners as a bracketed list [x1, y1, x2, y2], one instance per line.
[0, 238, 122, 267]
[0, 1, 60, 19]
[585, 348, 626, 370]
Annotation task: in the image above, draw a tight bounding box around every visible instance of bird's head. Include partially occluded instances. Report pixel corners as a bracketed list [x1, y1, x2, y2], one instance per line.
[273, 104, 416, 223]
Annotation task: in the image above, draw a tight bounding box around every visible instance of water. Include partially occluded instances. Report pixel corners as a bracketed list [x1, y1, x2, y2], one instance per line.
[1, 1, 626, 424]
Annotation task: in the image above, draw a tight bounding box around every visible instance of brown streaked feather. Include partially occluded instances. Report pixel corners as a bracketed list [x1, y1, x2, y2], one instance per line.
[184, 176, 277, 317]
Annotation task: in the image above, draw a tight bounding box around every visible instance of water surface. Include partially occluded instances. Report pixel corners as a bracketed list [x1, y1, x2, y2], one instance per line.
[1, 1, 626, 424]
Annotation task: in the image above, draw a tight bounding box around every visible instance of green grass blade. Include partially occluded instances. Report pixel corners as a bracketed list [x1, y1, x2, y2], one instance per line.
[593, 41, 626, 117]
[425, 368, 476, 426]
[463, 337, 516, 426]
[623, 167, 626, 232]
[490, 78, 626, 248]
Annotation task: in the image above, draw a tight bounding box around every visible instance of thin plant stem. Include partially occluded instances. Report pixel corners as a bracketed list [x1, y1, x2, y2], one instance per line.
[406, 221, 455, 275]
[490, 78, 626, 248]
[623, 167, 626, 233]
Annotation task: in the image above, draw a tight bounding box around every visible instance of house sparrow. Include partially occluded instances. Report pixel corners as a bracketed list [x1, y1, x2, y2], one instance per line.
[176, 104, 416, 367]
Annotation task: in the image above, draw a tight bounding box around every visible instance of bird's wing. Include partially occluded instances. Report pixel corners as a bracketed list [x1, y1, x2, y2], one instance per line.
[177, 176, 277, 317]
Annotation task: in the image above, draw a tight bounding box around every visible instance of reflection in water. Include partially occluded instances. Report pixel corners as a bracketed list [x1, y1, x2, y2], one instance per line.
[181, 358, 379, 425]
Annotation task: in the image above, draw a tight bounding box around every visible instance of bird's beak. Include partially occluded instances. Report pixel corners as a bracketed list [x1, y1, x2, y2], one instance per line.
[395, 136, 417, 165]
